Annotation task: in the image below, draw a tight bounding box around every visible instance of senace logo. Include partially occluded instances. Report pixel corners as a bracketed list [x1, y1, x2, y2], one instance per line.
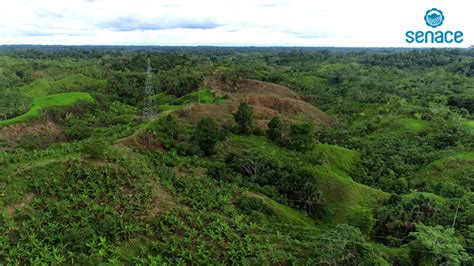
[406, 8, 463, 44]
[424, 8, 444, 28]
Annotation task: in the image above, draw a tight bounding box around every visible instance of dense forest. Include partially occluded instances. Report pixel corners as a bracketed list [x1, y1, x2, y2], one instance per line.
[0, 46, 473, 265]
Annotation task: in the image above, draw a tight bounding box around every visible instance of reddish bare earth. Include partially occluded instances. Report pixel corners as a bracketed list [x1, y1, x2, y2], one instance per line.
[174, 74, 333, 128]
[115, 131, 164, 151]
[0, 119, 65, 147]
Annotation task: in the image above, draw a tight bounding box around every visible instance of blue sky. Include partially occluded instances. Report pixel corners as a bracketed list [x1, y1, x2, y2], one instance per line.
[0, 0, 471, 47]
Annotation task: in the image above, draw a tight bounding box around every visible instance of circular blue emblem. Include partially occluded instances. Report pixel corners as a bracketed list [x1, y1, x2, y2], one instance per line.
[424, 8, 444, 28]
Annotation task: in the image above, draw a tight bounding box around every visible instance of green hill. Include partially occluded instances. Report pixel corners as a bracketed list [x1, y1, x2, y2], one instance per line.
[413, 152, 474, 195]
[0, 92, 94, 127]
[157, 89, 225, 112]
[221, 136, 388, 231]
[20, 74, 106, 97]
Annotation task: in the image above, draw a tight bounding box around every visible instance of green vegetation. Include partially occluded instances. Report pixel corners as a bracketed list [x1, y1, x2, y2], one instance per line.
[175, 88, 222, 105]
[157, 89, 224, 112]
[195, 117, 221, 155]
[0, 92, 94, 127]
[0, 46, 473, 264]
[20, 79, 52, 98]
[414, 152, 474, 197]
[287, 121, 315, 151]
[234, 102, 253, 135]
[466, 120, 474, 130]
[21, 74, 106, 98]
[267, 116, 284, 143]
[81, 138, 108, 159]
[400, 118, 430, 132]
[408, 224, 470, 265]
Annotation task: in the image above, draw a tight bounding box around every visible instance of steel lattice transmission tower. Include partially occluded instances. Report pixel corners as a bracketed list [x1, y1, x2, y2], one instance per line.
[143, 58, 156, 118]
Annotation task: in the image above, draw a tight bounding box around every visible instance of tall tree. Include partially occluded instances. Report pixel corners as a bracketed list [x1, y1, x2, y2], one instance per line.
[267, 116, 284, 144]
[288, 122, 315, 151]
[314, 224, 380, 265]
[195, 117, 220, 156]
[234, 103, 253, 135]
[408, 224, 469, 265]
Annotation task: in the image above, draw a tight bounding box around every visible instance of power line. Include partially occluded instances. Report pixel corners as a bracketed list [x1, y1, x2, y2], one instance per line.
[452, 201, 461, 228]
[258, 222, 474, 251]
[252, 195, 446, 215]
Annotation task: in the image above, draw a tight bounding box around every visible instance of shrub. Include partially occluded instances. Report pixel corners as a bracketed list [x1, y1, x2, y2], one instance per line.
[18, 133, 44, 150]
[81, 138, 108, 159]
[314, 224, 381, 265]
[237, 195, 273, 215]
[149, 115, 189, 150]
[64, 125, 92, 141]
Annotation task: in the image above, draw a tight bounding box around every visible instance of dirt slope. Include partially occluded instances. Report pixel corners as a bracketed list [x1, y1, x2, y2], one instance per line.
[0, 119, 65, 147]
[175, 74, 333, 128]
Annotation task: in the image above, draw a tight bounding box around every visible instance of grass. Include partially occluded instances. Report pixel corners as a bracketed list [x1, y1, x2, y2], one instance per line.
[414, 152, 474, 191]
[399, 118, 430, 132]
[465, 121, 474, 130]
[245, 192, 319, 230]
[157, 89, 225, 113]
[352, 104, 431, 139]
[309, 143, 387, 216]
[52, 74, 106, 91]
[158, 104, 183, 112]
[21, 79, 52, 98]
[402, 192, 447, 204]
[222, 136, 388, 229]
[311, 143, 359, 175]
[2, 74, 102, 127]
[176, 89, 224, 105]
[0, 92, 94, 127]
[20, 74, 106, 98]
[351, 105, 380, 129]
[154, 92, 178, 105]
[312, 164, 387, 227]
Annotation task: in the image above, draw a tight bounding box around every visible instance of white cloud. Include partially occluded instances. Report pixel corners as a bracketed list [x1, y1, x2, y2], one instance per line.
[0, 0, 471, 47]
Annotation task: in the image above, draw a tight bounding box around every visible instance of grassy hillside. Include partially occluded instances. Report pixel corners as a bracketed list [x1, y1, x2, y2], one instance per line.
[413, 152, 474, 196]
[310, 146, 388, 229]
[399, 118, 430, 132]
[175, 88, 224, 105]
[20, 74, 106, 97]
[157, 89, 225, 112]
[20, 79, 52, 98]
[0, 92, 94, 127]
[221, 136, 388, 231]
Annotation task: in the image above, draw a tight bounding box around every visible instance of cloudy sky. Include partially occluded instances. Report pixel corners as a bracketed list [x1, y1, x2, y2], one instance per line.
[0, 0, 471, 47]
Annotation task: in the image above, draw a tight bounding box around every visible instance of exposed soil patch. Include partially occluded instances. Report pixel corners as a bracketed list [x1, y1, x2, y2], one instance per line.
[144, 183, 178, 219]
[233, 94, 332, 125]
[0, 119, 65, 147]
[206, 77, 301, 100]
[7, 193, 34, 215]
[175, 74, 333, 128]
[115, 131, 164, 151]
[175, 102, 282, 129]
